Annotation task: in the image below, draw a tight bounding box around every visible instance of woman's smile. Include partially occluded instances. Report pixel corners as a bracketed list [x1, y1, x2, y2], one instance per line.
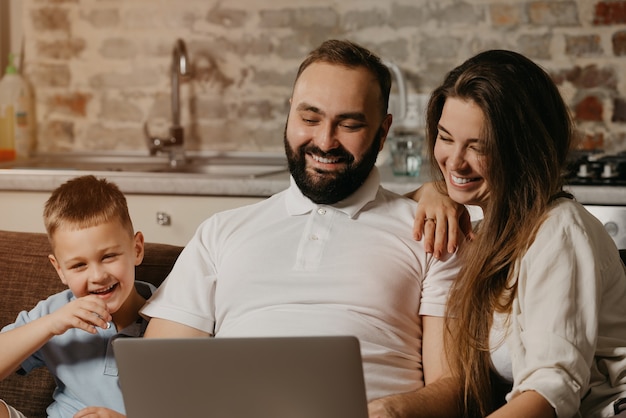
[434, 97, 490, 209]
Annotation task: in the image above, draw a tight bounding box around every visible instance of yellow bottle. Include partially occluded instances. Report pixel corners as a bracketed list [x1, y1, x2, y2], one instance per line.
[0, 103, 15, 161]
[0, 53, 34, 161]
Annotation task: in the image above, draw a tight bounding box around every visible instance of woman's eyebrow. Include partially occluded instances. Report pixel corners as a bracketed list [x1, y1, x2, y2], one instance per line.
[438, 123, 451, 135]
[437, 124, 482, 143]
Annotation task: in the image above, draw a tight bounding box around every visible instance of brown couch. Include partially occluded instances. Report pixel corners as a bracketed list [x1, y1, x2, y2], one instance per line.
[0, 230, 184, 418]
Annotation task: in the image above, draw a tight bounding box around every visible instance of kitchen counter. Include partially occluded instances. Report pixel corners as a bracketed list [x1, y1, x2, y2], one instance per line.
[0, 162, 428, 197]
[563, 184, 626, 205]
[0, 159, 432, 245]
[3, 154, 624, 246]
[0, 157, 623, 204]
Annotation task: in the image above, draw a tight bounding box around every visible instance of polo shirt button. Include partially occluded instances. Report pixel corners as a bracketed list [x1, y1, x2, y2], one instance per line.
[311, 234, 319, 240]
[317, 208, 326, 215]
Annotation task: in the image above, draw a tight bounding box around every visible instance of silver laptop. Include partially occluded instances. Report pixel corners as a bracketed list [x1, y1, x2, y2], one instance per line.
[113, 336, 369, 418]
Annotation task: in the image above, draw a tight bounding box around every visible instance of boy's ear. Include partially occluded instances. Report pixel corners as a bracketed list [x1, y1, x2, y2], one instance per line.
[48, 254, 67, 285]
[133, 231, 145, 266]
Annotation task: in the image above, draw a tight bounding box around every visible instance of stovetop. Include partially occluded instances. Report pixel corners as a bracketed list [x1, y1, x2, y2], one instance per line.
[565, 150, 626, 187]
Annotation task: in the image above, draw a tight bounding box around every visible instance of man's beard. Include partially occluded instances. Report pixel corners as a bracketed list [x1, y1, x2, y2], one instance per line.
[284, 129, 383, 204]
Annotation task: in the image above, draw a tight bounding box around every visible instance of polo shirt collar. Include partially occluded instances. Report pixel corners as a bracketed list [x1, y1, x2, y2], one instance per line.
[285, 167, 381, 218]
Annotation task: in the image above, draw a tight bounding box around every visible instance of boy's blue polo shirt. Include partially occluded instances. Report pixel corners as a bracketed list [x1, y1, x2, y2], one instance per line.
[1, 281, 155, 418]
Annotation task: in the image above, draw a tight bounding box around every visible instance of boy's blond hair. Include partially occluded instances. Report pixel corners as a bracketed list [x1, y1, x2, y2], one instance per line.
[43, 175, 134, 244]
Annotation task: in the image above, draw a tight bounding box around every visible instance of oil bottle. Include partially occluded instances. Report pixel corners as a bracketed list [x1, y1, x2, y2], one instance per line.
[0, 53, 35, 161]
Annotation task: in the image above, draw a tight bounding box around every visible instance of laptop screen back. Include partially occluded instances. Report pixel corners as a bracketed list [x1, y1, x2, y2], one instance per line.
[113, 335, 369, 418]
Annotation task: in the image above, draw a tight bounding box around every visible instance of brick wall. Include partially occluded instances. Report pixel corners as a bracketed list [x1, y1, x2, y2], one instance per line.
[16, 0, 626, 154]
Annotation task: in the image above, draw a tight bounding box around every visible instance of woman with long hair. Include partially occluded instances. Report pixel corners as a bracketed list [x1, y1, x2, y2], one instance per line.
[434, 50, 626, 417]
[399, 50, 626, 418]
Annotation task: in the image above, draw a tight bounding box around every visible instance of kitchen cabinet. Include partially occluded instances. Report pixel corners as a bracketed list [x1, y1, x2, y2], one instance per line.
[0, 190, 263, 246]
[0, 191, 47, 233]
[126, 194, 262, 245]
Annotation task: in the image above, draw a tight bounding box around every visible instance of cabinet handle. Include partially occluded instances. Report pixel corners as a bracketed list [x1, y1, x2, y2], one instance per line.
[156, 212, 171, 226]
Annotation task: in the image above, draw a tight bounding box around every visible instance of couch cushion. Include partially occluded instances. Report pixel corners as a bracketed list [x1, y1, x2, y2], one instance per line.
[0, 230, 183, 418]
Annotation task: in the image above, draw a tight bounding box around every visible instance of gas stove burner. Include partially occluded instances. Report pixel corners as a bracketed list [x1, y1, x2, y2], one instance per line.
[565, 150, 626, 186]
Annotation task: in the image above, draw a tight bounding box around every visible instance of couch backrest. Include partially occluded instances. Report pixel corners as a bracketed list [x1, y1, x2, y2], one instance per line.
[0, 230, 184, 418]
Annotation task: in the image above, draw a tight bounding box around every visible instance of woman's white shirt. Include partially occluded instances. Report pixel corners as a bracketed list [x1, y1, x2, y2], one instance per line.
[491, 199, 626, 418]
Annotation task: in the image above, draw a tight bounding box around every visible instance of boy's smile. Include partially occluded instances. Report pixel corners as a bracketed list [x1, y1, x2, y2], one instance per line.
[48, 220, 144, 325]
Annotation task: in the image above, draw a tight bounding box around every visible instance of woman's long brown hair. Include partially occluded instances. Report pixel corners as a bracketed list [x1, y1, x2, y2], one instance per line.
[425, 50, 575, 416]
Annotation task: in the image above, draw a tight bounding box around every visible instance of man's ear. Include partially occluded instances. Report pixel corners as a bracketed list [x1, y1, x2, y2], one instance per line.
[48, 254, 67, 285]
[133, 231, 145, 266]
[379, 113, 393, 151]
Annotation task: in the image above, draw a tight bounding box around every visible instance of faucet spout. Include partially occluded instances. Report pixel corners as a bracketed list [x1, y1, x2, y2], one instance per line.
[382, 60, 408, 133]
[145, 39, 191, 167]
[171, 39, 190, 130]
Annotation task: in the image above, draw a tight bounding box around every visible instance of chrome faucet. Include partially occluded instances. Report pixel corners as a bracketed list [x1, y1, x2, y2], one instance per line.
[382, 60, 408, 132]
[144, 39, 191, 167]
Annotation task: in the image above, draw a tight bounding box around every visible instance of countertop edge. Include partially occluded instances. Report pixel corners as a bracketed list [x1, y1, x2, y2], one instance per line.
[0, 167, 623, 205]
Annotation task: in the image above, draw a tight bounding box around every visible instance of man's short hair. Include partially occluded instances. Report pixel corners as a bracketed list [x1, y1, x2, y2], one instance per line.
[294, 39, 392, 117]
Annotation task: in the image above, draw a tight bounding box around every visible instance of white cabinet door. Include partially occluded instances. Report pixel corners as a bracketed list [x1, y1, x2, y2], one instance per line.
[0, 191, 263, 246]
[0, 191, 48, 233]
[126, 194, 262, 245]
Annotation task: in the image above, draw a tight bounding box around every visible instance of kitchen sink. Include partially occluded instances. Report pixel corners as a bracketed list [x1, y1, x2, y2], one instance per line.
[0, 152, 289, 179]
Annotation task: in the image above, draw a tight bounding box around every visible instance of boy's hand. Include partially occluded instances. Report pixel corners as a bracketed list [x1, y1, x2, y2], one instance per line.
[0, 295, 112, 381]
[74, 406, 125, 418]
[48, 295, 112, 336]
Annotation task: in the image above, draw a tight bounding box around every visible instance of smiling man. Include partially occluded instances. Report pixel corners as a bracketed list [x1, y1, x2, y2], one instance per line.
[284, 58, 391, 204]
[142, 39, 461, 417]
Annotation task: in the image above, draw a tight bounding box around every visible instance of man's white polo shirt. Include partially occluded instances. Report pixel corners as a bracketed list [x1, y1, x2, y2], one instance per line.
[142, 167, 460, 400]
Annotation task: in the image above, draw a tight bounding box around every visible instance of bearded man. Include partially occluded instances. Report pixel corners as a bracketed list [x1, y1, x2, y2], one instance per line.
[142, 39, 461, 417]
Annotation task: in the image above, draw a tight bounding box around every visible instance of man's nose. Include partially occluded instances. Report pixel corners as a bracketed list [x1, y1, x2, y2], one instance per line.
[315, 122, 340, 151]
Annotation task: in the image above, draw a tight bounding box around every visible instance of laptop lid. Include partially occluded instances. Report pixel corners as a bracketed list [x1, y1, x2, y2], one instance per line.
[113, 335, 369, 418]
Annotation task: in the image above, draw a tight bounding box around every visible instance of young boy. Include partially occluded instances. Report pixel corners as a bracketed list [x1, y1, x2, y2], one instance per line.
[0, 175, 152, 418]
